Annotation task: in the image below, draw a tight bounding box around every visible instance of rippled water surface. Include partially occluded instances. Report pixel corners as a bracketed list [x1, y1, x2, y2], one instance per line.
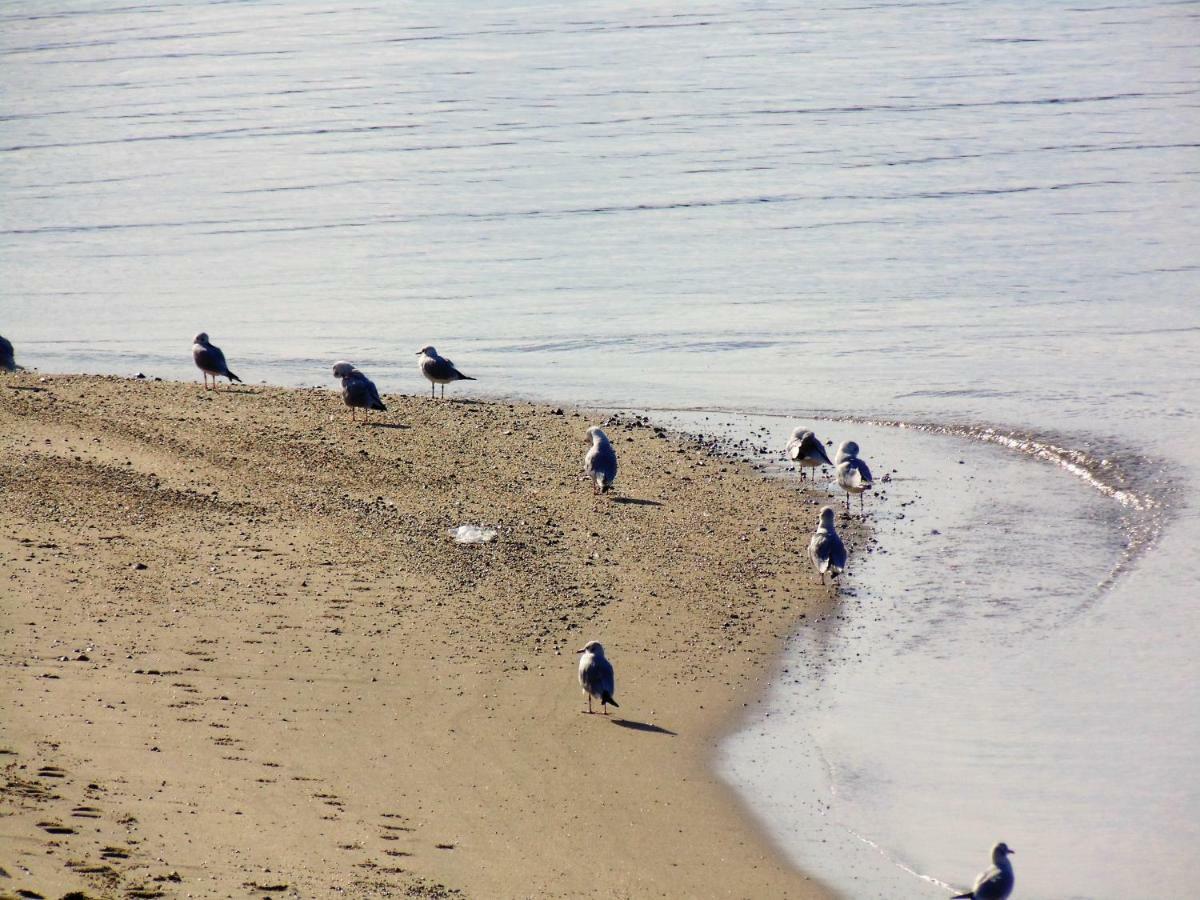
[2, 2, 1198, 897]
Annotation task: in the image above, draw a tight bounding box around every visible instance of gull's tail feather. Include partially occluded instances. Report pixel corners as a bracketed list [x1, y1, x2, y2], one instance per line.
[372, 400, 387, 412]
[602, 693, 619, 708]
[226, 370, 243, 384]
[461, 375, 477, 381]
[951, 893, 973, 899]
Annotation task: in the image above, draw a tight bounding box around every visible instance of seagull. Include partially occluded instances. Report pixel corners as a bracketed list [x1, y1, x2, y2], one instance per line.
[786, 427, 833, 481]
[577, 640, 619, 715]
[0, 334, 20, 372]
[584, 426, 618, 495]
[834, 440, 859, 464]
[808, 506, 846, 584]
[835, 441, 873, 510]
[332, 361, 386, 422]
[192, 333, 242, 390]
[416, 345, 475, 399]
[952, 842, 1015, 900]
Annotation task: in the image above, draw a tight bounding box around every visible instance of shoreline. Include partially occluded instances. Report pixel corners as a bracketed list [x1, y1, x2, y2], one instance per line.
[1, 373, 846, 899]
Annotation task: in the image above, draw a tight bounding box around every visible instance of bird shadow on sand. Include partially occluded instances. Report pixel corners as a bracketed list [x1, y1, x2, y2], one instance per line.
[365, 421, 409, 429]
[611, 718, 676, 736]
[611, 497, 663, 507]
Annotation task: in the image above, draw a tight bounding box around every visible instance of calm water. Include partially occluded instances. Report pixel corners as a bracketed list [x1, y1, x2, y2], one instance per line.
[2, 2, 1198, 897]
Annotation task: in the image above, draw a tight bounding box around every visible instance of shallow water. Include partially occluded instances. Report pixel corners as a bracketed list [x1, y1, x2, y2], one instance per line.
[2, 1, 1198, 896]
[664, 412, 1185, 898]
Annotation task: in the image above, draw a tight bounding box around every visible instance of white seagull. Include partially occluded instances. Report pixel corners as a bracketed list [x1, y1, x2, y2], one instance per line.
[416, 345, 475, 399]
[808, 505, 847, 584]
[584, 426, 618, 495]
[577, 640, 618, 714]
[786, 427, 833, 481]
[192, 333, 242, 390]
[332, 361, 386, 422]
[952, 842, 1015, 900]
[835, 440, 873, 510]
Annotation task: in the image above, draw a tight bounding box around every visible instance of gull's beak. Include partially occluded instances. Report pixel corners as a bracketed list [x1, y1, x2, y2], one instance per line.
[575, 647, 585, 654]
[415, 351, 422, 355]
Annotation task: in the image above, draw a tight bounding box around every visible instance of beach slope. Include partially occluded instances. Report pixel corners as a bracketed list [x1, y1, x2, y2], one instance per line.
[0, 375, 832, 899]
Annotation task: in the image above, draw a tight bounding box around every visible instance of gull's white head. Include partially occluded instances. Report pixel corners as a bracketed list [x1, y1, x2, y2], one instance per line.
[332, 361, 358, 379]
[576, 640, 605, 656]
[416, 345, 437, 358]
[819, 505, 837, 528]
[586, 426, 609, 445]
[790, 426, 812, 441]
[992, 843, 1014, 863]
[193, 332, 209, 345]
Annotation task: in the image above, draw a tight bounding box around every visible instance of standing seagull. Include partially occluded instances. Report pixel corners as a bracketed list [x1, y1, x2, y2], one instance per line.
[952, 842, 1015, 900]
[808, 506, 847, 584]
[786, 427, 833, 481]
[835, 440, 873, 510]
[192, 333, 242, 390]
[584, 426, 618, 495]
[0, 334, 20, 372]
[332, 361, 386, 422]
[577, 640, 619, 715]
[416, 346, 475, 399]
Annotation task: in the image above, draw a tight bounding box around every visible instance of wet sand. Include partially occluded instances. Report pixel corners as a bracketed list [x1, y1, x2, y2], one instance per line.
[0, 374, 848, 899]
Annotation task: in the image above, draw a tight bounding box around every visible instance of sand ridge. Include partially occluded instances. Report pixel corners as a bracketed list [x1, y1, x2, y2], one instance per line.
[1, 374, 847, 899]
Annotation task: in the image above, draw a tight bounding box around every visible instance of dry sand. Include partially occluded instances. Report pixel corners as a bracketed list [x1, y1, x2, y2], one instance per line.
[1, 374, 850, 899]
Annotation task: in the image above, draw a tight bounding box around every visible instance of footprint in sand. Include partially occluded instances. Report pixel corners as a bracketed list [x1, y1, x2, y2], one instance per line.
[68, 860, 117, 876]
[37, 820, 77, 835]
[379, 821, 415, 840]
[5, 775, 52, 800]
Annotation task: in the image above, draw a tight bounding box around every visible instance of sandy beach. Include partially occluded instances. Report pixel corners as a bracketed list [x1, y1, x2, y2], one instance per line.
[1, 374, 850, 899]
